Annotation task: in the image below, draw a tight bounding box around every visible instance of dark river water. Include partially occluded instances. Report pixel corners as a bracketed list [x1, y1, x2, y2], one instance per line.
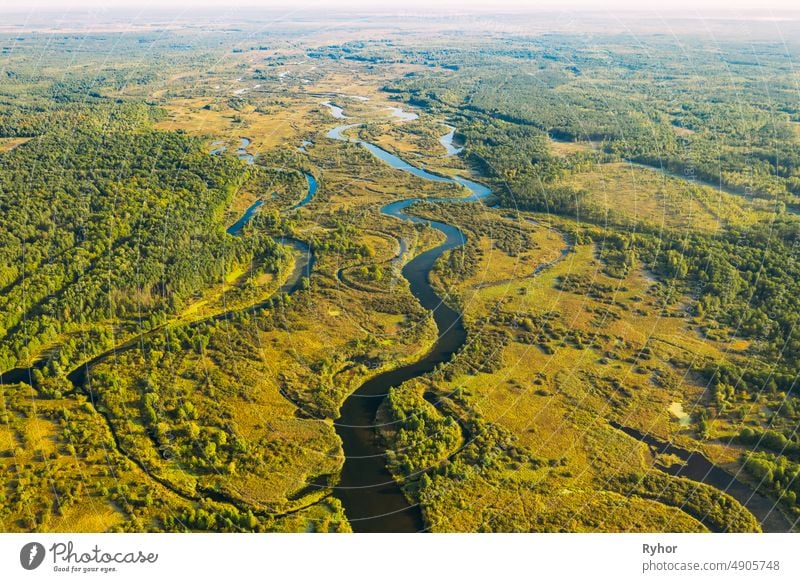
[333, 210, 470, 532]
[327, 126, 491, 532]
[325, 111, 795, 533]
[612, 422, 793, 532]
[290, 173, 318, 210]
[2, 115, 792, 533]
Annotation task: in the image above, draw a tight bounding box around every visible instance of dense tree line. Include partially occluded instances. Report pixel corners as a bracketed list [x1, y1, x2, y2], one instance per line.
[369, 35, 800, 205]
[609, 473, 761, 532]
[0, 104, 283, 371]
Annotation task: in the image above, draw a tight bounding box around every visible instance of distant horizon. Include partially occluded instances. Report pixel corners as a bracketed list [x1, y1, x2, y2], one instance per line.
[3, 0, 800, 14]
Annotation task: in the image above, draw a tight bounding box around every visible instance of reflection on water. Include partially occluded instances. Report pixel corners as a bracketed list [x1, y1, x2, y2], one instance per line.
[321, 100, 347, 119]
[326, 123, 359, 141]
[236, 137, 254, 164]
[439, 126, 463, 156]
[289, 173, 318, 210]
[331, 114, 492, 532]
[386, 106, 419, 121]
[209, 138, 254, 164]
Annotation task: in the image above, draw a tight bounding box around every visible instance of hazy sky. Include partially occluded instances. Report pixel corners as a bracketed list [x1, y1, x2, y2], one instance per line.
[3, 0, 800, 11]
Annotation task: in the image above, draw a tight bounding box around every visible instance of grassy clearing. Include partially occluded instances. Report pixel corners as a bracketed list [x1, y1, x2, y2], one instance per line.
[379, 195, 766, 530]
[562, 162, 771, 233]
[549, 138, 600, 157]
[0, 137, 31, 152]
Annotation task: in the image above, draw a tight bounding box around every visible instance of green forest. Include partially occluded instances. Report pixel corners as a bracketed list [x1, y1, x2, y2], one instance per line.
[1, 10, 799, 534]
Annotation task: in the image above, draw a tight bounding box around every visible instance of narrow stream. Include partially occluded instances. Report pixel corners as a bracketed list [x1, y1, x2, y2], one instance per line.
[325, 104, 794, 533]
[1, 168, 319, 422]
[327, 118, 491, 532]
[439, 126, 463, 156]
[209, 137, 255, 164]
[612, 422, 794, 532]
[1, 169, 320, 522]
[290, 173, 318, 210]
[321, 101, 347, 119]
[235, 138, 255, 165]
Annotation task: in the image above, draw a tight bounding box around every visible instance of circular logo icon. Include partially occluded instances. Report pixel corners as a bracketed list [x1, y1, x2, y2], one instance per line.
[20, 542, 46, 570]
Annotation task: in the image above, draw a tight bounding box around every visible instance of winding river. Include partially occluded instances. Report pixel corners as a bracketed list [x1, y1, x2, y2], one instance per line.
[0, 166, 319, 522]
[3, 103, 792, 533]
[208, 137, 255, 165]
[612, 422, 793, 532]
[326, 116, 491, 532]
[439, 125, 463, 157]
[290, 173, 318, 210]
[0, 167, 319, 467]
[324, 104, 796, 533]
